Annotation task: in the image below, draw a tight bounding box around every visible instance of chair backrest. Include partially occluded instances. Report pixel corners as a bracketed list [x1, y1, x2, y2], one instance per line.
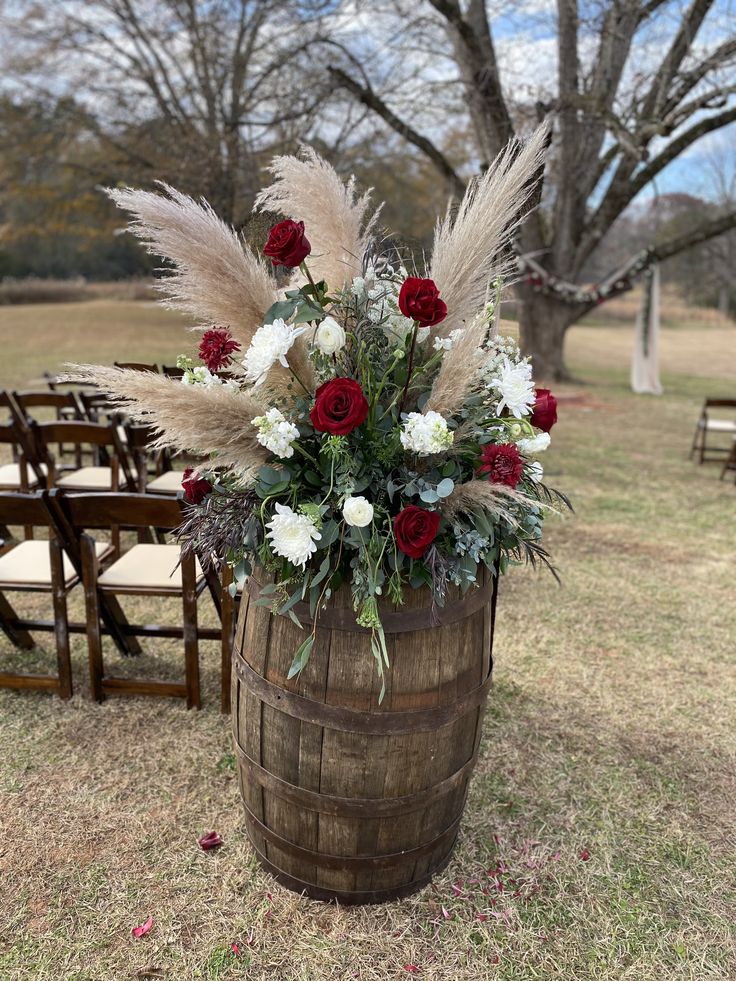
[33, 419, 136, 489]
[52, 491, 183, 534]
[14, 390, 81, 418]
[75, 389, 116, 422]
[704, 398, 736, 410]
[0, 491, 51, 531]
[162, 365, 185, 379]
[114, 362, 159, 374]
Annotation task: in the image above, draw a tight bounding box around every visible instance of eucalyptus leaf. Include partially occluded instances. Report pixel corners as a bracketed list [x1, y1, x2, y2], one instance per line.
[287, 635, 315, 680]
[436, 477, 455, 498]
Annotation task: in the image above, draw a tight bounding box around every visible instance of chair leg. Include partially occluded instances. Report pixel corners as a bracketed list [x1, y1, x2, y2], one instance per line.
[80, 535, 105, 702]
[49, 539, 73, 700]
[0, 592, 35, 650]
[182, 554, 201, 710]
[220, 565, 235, 715]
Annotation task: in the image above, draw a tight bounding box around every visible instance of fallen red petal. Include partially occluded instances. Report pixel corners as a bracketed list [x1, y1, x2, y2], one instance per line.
[198, 831, 223, 851]
[230, 943, 240, 955]
[131, 916, 153, 939]
[579, 848, 591, 861]
[403, 967, 419, 974]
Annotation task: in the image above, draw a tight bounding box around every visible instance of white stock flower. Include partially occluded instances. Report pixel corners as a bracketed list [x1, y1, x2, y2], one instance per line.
[181, 365, 238, 391]
[314, 316, 346, 356]
[518, 432, 551, 456]
[528, 461, 544, 483]
[242, 319, 305, 384]
[492, 358, 536, 419]
[400, 411, 454, 456]
[266, 503, 320, 568]
[252, 408, 300, 459]
[433, 328, 465, 352]
[342, 496, 374, 527]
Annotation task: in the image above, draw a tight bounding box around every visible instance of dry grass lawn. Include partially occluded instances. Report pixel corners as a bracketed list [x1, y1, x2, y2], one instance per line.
[0, 298, 735, 979]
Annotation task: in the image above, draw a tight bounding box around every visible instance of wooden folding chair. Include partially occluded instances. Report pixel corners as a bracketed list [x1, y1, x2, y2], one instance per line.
[33, 420, 137, 493]
[690, 399, 736, 463]
[14, 390, 85, 469]
[51, 491, 221, 708]
[720, 438, 736, 483]
[0, 492, 115, 699]
[162, 364, 185, 379]
[122, 421, 183, 495]
[0, 415, 48, 495]
[114, 361, 159, 374]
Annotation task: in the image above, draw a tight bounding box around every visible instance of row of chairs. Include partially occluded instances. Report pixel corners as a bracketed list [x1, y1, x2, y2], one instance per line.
[0, 490, 236, 712]
[690, 398, 736, 483]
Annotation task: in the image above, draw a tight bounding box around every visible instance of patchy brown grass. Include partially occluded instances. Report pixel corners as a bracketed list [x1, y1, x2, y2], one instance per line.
[0, 300, 735, 979]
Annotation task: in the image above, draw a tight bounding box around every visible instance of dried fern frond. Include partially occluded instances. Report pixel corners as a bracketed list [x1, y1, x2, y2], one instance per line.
[441, 479, 531, 525]
[430, 122, 549, 336]
[106, 184, 277, 350]
[425, 312, 488, 415]
[67, 365, 269, 478]
[254, 147, 381, 289]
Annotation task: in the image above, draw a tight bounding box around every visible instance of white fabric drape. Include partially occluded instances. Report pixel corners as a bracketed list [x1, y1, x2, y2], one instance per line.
[631, 264, 663, 395]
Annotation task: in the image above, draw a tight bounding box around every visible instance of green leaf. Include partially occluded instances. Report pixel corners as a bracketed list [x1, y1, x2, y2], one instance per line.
[287, 635, 315, 680]
[262, 298, 299, 323]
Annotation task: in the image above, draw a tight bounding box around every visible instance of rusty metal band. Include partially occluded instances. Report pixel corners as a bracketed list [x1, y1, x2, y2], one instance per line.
[234, 650, 493, 734]
[234, 740, 477, 817]
[248, 575, 496, 634]
[249, 837, 458, 905]
[242, 800, 462, 871]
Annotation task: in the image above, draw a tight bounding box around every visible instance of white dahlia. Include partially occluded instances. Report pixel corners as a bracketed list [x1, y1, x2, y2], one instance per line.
[252, 408, 300, 459]
[242, 319, 305, 384]
[266, 504, 320, 568]
[400, 411, 454, 456]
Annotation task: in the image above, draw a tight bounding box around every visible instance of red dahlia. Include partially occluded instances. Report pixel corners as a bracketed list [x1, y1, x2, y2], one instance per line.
[198, 328, 241, 373]
[477, 443, 524, 488]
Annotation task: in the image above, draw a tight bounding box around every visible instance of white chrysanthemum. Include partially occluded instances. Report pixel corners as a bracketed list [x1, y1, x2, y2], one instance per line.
[518, 432, 551, 456]
[266, 503, 320, 568]
[400, 411, 454, 456]
[528, 461, 544, 483]
[242, 318, 305, 384]
[252, 408, 300, 459]
[492, 358, 536, 418]
[342, 496, 374, 527]
[314, 316, 346, 356]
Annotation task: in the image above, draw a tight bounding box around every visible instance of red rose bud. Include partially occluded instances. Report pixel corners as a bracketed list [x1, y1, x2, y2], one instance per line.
[182, 467, 212, 505]
[477, 443, 524, 488]
[310, 377, 369, 436]
[198, 328, 241, 373]
[393, 505, 441, 559]
[398, 276, 447, 328]
[263, 219, 311, 267]
[531, 388, 558, 432]
[198, 830, 223, 851]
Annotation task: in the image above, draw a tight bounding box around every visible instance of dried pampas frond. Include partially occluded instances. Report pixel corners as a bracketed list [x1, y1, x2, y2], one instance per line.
[425, 312, 488, 415]
[255, 147, 380, 289]
[67, 365, 269, 478]
[430, 122, 549, 336]
[441, 479, 531, 526]
[106, 184, 277, 350]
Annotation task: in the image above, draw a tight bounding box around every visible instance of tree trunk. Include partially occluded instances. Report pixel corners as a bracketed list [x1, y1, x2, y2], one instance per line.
[516, 291, 581, 382]
[718, 285, 731, 319]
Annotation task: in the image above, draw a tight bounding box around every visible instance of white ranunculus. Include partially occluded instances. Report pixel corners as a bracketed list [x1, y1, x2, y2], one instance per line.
[400, 410, 454, 456]
[492, 358, 536, 419]
[266, 503, 320, 568]
[252, 408, 300, 459]
[528, 461, 544, 483]
[242, 319, 305, 384]
[518, 432, 551, 456]
[314, 316, 346, 356]
[342, 496, 374, 527]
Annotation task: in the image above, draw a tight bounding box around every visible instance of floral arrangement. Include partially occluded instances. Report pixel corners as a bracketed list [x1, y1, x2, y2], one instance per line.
[74, 126, 569, 696]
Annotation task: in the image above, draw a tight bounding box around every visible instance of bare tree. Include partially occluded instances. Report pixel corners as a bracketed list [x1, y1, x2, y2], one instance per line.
[0, 0, 333, 226]
[328, 0, 736, 379]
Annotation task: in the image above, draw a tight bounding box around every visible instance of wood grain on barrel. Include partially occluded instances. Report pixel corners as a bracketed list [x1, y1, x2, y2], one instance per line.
[233, 566, 496, 904]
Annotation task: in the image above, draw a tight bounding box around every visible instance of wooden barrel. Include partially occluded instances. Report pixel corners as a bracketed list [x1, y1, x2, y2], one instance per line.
[232, 566, 498, 904]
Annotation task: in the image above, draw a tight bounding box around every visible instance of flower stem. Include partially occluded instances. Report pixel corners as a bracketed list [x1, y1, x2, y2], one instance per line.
[398, 321, 420, 416]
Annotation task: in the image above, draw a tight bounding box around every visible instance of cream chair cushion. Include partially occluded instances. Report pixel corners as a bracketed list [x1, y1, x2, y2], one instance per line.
[0, 462, 47, 490]
[703, 419, 736, 433]
[0, 539, 111, 587]
[98, 544, 203, 591]
[56, 466, 135, 490]
[146, 471, 186, 495]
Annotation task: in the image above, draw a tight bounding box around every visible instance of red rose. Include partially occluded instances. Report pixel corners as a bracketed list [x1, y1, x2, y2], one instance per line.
[393, 505, 441, 559]
[198, 328, 241, 373]
[263, 219, 311, 267]
[398, 277, 447, 328]
[310, 377, 369, 435]
[530, 388, 557, 432]
[477, 443, 523, 488]
[182, 467, 212, 505]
